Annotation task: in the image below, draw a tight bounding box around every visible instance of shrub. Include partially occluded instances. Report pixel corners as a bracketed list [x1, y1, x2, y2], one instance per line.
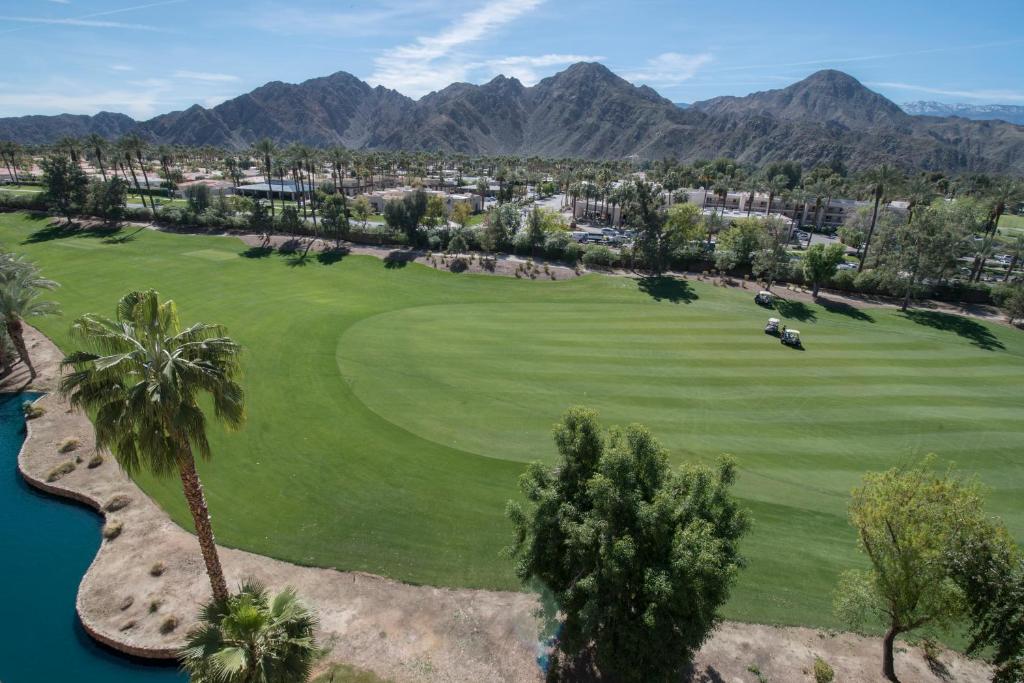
[582, 244, 617, 269]
[58, 438, 81, 453]
[119, 620, 136, 632]
[46, 460, 76, 482]
[830, 269, 856, 291]
[149, 599, 162, 613]
[102, 520, 123, 540]
[159, 616, 178, 635]
[562, 240, 583, 264]
[920, 637, 941, 664]
[119, 596, 134, 611]
[23, 401, 45, 419]
[104, 494, 132, 512]
[150, 562, 167, 577]
[543, 231, 572, 260]
[87, 453, 104, 468]
[448, 257, 468, 273]
[813, 656, 834, 683]
[746, 664, 768, 683]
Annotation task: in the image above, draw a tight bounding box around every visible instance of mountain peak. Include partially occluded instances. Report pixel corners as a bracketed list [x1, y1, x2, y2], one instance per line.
[693, 69, 907, 128]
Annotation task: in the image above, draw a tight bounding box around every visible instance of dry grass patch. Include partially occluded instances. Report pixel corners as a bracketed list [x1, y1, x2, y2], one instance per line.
[46, 460, 76, 482]
[102, 520, 123, 540]
[103, 494, 132, 512]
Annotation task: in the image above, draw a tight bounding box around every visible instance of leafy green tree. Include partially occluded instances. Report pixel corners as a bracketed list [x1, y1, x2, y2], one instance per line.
[663, 202, 703, 247]
[249, 200, 272, 234]
[318, 192, 350, 245]
[715, 217, 763, 272]
[834, 458, 985, 682]
[481, 204, 519, 253]
[0, 255, 59, 378]
[525, 206, 547, 255]
[751, 216, 790, 289]
[803, 243, 847, 296]
[277, 206, 302, 233]
[508, 407, 749, 682]
[451, 202, 472, 231]
[946, 527, 1024, 683]
[423, 194, 447, 231]
[87, 177, 128, 223]
[41, 153, 89, 223]
[996, 283, 1024, 325]
[60, 290, 245, 602]
[872, 201, 973, 310]
[624, 180, 668, 274]
[350, 196, 371, 229]
[180, 579, 320, 683]
[186, 183, 212, 214]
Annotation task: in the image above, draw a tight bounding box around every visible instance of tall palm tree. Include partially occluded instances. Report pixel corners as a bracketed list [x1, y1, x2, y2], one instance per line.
[984, 178, 1024, 235]
[1, 140, 23, 184]
[60, 290, 244, 602]
[117, 136, 148, 210]
[764, 174, 788, 218]
[0, 255, 59, 379]
[1004, 235, 1023, 282]
[903, 175, 937, 224]
[858, 164, 904, 272]
[85, 134, 109, 182]
[252, 139, 277, 217]
[180, 579, 320, 683]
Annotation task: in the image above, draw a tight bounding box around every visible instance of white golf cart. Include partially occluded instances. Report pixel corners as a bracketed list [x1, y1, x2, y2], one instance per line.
[754, 290, 774, 306]
[764, 317, 780, 335]
[781, 328, 802, 348]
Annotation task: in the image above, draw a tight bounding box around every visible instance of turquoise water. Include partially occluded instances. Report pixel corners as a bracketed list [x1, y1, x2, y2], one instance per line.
[0, 393, 187, 682]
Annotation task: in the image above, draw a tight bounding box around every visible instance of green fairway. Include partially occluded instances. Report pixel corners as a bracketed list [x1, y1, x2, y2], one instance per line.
[2, 211, 1023, 630]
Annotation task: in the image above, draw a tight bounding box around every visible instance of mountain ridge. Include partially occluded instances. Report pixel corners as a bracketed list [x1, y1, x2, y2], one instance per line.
[2, 65, 1023, 174]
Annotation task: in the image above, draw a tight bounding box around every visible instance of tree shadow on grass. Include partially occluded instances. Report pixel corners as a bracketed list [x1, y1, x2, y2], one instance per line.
[899, 309, 1004, 351]
[285, 253, 311, 268]
[774, 297, 817, 323]
[317, 246, 349, 265]
[383, 250, 416, 269]
[239, 245, 273, 259]
[277, 239, 303, 255]
[22, 221, 123, 244]
[816, 296, 875, 323]
[637, 276, 698, 304]
[102, 225, 146, 244]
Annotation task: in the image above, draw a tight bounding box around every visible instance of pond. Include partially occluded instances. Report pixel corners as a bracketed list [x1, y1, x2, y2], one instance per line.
[0, 392, 187, 682]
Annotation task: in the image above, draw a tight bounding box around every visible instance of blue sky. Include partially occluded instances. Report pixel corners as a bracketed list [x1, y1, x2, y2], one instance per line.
[2, 0, 1023, 119]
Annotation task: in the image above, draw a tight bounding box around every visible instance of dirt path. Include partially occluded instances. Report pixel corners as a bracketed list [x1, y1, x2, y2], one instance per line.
[3, 326, 993, 682]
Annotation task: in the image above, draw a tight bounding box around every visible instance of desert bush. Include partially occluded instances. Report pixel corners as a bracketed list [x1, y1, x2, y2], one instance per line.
[58, 438, 81, 453]
[582, 244, 617, 269]
[150, 562, 167, 577]
[159, 616, 178, 634]
[23, 401, 45, 419]
[746, 664, 768, 683]
[119, 596, 134, 611]
[119, 620, 136, 632]
[46, 460, 76, 482]
[813, 656, 834, 683]
[102, 520, 123, 540]
[448, 257, 468, 273]
[104, 494, 132, 512]
[149, 599, 162, 613]
[87, 453, 104, 468]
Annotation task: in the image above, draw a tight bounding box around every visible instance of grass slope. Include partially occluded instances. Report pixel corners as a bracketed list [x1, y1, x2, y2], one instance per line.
[2, 211, 1023, 630]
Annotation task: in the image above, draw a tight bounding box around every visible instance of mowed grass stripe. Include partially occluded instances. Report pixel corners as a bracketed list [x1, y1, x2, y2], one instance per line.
[3, 210, 1022, 632]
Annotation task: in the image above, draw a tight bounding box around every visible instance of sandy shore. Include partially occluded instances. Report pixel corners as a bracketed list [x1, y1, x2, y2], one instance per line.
[5, 322, 994, 682]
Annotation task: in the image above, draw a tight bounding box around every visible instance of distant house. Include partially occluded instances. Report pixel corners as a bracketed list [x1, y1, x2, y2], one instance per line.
[362, 187, 483, 214]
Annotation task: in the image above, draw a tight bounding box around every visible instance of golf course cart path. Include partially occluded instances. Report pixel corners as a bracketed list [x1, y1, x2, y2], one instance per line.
[7, 323, 994, 682]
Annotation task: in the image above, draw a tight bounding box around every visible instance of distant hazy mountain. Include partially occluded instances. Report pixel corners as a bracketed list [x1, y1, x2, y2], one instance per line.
[674, 102, 690, 109]
[901, 101, 1024, 126]
[2, 65, 1024, 174]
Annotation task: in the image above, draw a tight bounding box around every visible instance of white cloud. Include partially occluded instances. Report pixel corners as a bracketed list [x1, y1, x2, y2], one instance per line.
[0, 16, 161, 31]
[622, 52, 713, 87]
[0, 89, 165, 118]
[173, 70, 239, 82]
[480, 53, 603, 85]
[368, 0, 544, 97]
[110, 64, 134, 71]
[867, 81, 1024, 103]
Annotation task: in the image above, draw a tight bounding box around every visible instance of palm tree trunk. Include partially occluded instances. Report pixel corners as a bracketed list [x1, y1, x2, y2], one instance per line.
[178, 448, 229, 603]
[137, 154, 154, 204]
[1005, 255, 1018, 281]
[0, 336, 10, 376]
[5, 317, 34, 378]
[859, 193, 882, 273]
[124, 158, 149, 210]
[882, 625, 900, 682]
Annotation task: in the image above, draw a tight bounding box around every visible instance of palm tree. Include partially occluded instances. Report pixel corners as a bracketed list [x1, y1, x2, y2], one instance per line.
[252, 139, 277, 217]
[984, 178, 1024, 236]
[764, 174, 788, 218]
[180, 579, 320, 683]
[0, 256, 59, 379]
[60, 290, 244, 602]
[858, 164, 904, 272]
[117, 136, 148, 210]
[1, 140, 23, 184]
[85, 134, 109, 182]
[903, 175, 937, 224]
[1004, 235, 1023, 282]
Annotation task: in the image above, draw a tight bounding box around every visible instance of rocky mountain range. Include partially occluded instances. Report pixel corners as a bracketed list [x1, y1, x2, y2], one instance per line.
[900, 101, 1024, 126]
[2, 64, 1023, 174]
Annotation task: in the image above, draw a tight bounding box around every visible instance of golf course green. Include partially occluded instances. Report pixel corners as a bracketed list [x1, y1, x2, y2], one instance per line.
[3, 211, 1023, 630]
